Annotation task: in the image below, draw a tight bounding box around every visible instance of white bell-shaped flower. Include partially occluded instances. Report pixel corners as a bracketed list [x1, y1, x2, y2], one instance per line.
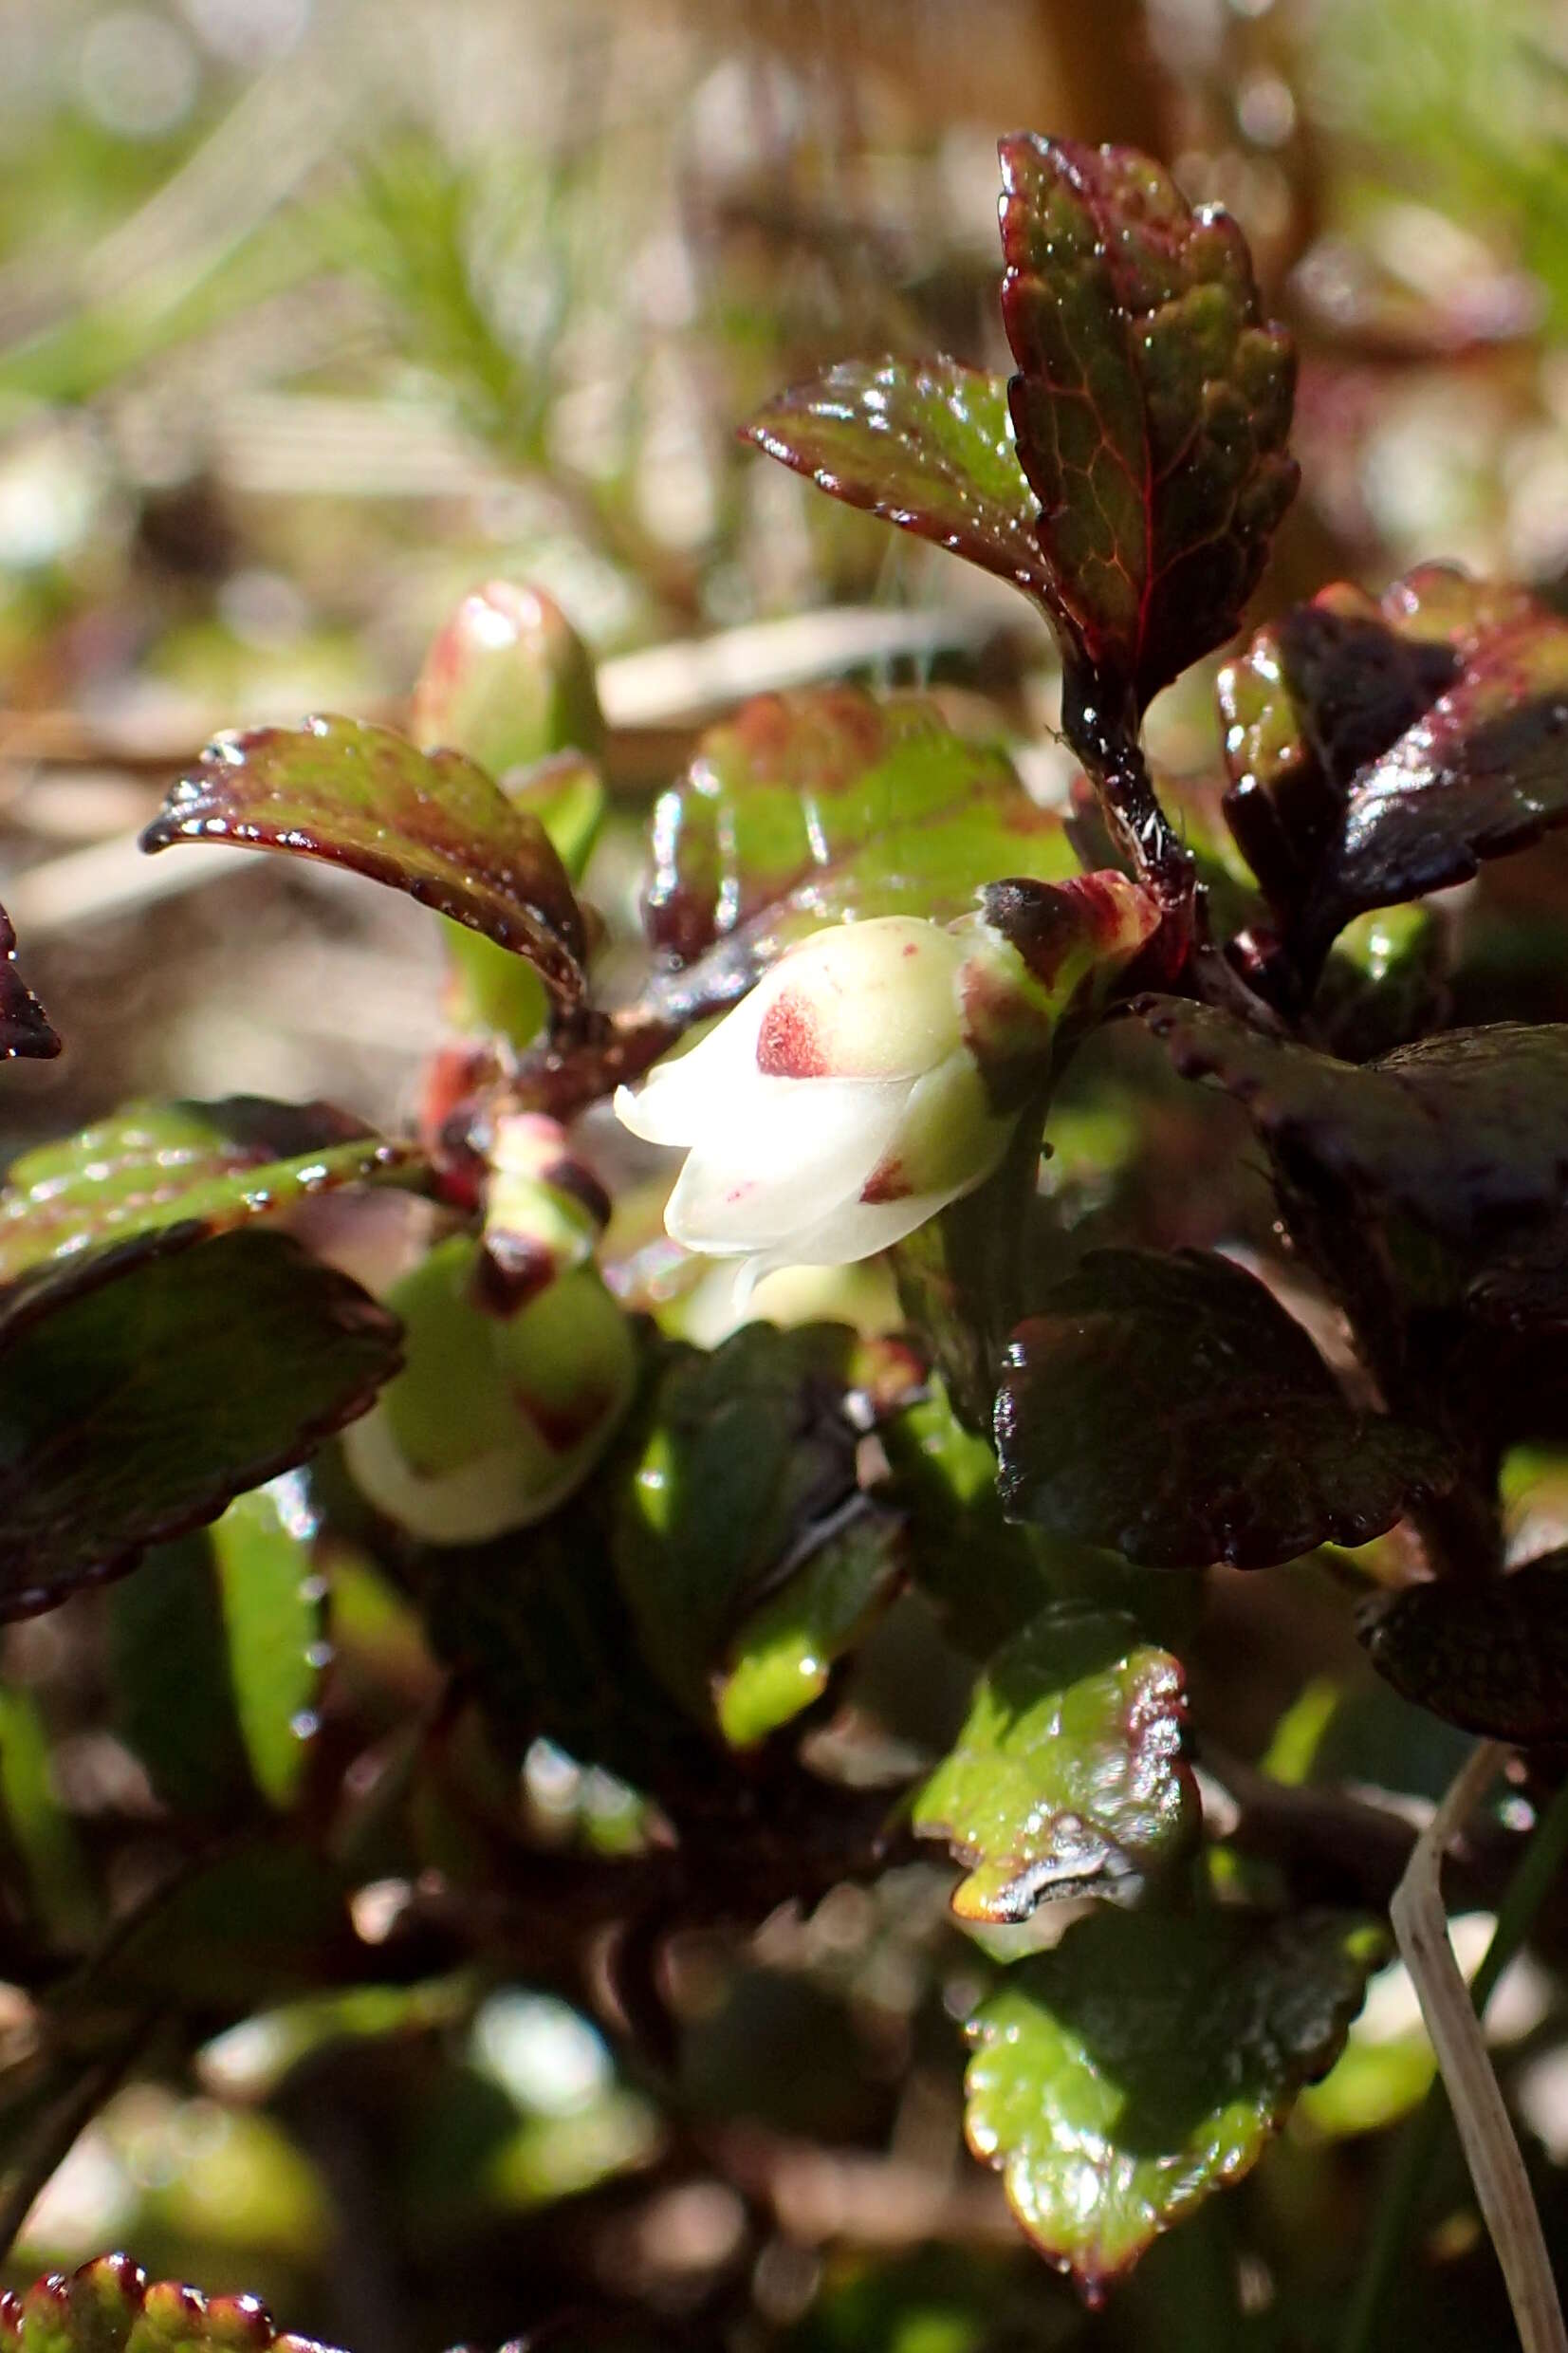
[616, 916, 1015, 1287]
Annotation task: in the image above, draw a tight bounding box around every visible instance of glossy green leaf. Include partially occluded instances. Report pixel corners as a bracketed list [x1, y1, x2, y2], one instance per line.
[0, 901, 58, 1061]
[997, 136, 1297, 708]
[1137, 996, 1568, 1245]
[964, 1905, 1378, 2294]
[716, 1506, 905, 1747]
[614, 1325, 865, 1723]
[914, 1605, 1198, 1920]
[0, 2253, 341, 2351]
[1314, 905, 1448, 1062]
[638, 686, 1075, 1011]
[1359, 1552, 1568, 1742]
[141, 714, 587, 1009]
[742, 357, 1052, 603]
[1220, 566, 1568, 969]
[995, 1248, 1450, 1568]
[0, 1228, 400, 1620]
[108, 1481, 325, 1818]
[0, 1098, 419, 1287]
[210, 1479, 325, 1807]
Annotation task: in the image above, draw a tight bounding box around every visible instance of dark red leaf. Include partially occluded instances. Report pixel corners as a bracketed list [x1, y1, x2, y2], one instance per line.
[141, 714, 586, 1009]
[0, 900, 58, 1061]
[995, 1247, 1449, 1568]
[1136, 996, 1568, 1246]
[998, 135, 1297, 709]
[1359, 1555, 1568, 1744]
[1220, 566, 1568, 968]
[0, 1225, 400, 1620]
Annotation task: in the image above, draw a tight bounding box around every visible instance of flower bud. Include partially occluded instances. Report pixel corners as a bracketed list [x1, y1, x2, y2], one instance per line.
[412, 581, 603, 778]
[615, 882, 1157, 1287]
[342, 1232, 636, 1546]
[411, 583, 604, 1046]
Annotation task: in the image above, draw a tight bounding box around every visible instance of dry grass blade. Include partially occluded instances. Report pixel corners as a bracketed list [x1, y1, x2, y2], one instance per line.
[1391, 1741, 1568, 2353]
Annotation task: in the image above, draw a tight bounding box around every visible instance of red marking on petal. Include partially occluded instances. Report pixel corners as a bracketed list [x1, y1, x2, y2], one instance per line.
[757, 991, 830, 1076]
[861, 1156, 912, 1205]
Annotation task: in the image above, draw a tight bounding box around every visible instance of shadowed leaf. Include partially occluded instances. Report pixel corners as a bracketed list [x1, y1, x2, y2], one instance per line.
[742, 357, 1052, 602]
[613, 1325, 865, 1725]
[141, 714, 587, 1008]
[0, 1098, 421, 1286]
[0, 902, 58, 1061]
[880, 1383, 1053, 1654]
[965, 1905, 1378, 2294]
[1136, 997, 1568, 1244]
[107, 1531, 256, 1822]
[1314, 906, 1448, 1063]
[1220, 566, 1568, 968]
[994, 1248, 1449, 1568]
[0, 1228, 400, 1620]
[998, 135, 1297, 708]
[639, 687, 1075, 1011]
[1359, 1554, 1568, 1743]
[418, 1502, 710, 1797]
[0, 2253, 340, 2350]
[91, 1842, 363, 2012]
[913, 1603, 1197, 1919]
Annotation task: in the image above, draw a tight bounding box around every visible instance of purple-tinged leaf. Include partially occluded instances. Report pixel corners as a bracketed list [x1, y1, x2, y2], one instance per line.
[141, 714, 587, 1009]
[0, 1097, 421, 1286]
[1220, 566, 1568, 968]
[1359, 1554, 1568, 1744]
[995, 1248, 1450, 1568]
[742, 357, 1053, 602]
[0, 2252, 343, 2351]
[638, 686, 1075, 1021]
[913, 1603, 1197, 1920]
[0, 1226, 399, 1621]
[998, 135, 1298, 709]
[965, 1905, 1379, 2295]
[1137, 997, 1568, 1246]
[0, 901, 58, 1061]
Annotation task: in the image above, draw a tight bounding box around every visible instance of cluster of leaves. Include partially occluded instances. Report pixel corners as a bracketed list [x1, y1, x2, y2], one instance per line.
[6, 128, 1568, 2353]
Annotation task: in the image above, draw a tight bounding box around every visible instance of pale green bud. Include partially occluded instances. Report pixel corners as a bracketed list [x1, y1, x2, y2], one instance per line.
[342, 1233, 636, 1546]
[411, 580, 603, 778]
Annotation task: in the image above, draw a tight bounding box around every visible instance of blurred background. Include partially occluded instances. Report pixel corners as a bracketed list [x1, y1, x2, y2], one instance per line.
[3, 1, 1568, 2345]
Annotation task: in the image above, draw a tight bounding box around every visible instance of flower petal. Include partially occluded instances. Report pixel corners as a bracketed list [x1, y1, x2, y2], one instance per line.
[756, 917, 966, 1081]
[859, 1049, 1014, 1201]
[614, 987, 771, 1147]
[735, 1183, 971, 1298]
[665, 1074, 908, 1252]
